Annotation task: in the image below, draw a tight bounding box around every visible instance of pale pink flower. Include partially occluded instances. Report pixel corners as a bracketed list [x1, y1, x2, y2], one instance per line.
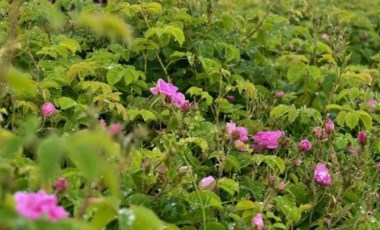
[314, 163, 332, 186]
[357, 131, 366, 145]
[298, 139, 312, 152]
[108, 123, 123, 135]
[199, 176, 215, 189]
[251, 213, 264, 230]
[322, 33, 329, 41]
[294, 159, 302, 166]
[54, 178, 68, 193]
[348, 145, 362, 155]
[275, 91, 284, 98]
[99, 119, 107, 127]
[252, 130, 283, 151]
[325, 120, 334, 134]
[376, 162, 380, 170]
[41, 102, 56, 118]
[14, 190, 68, 221]
[368, 99, 377, 107]
[150, 79, 178, 97]
[312, 126, 328, 141]
[226, 122, 249, 142]
[278, 182, 286, 191]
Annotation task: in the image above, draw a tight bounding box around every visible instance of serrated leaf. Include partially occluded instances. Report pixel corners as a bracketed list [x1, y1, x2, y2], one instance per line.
[287, 105, 298, 123]
[287, 63, 307, 83]
[140, 110, 157, 121]
[118, 206, 163, 230]
[38, 135, 63, 183]
[218, 178, 239, 196]
[236, 200, 259, 211]
[336, 111, 347, 126]
[56, 97, 77, 110]
[270, 104, 288, 119]
[164, 26, 185, 46]
[357, 110, 372, 130]
[345, 112, 359, 129]
[107, 67, 124, 85]
[188, 190, 222, 209]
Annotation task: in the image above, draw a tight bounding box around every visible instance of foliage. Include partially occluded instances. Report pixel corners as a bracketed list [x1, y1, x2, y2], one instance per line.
[1, 0, 380, 229]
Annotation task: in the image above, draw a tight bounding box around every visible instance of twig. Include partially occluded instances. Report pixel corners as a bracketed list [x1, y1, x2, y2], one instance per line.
[241, 0, 279, 43]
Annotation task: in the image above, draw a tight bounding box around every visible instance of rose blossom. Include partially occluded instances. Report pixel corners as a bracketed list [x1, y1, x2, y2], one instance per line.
[298, 139, 312, 152]
[314, 163, 332, 186]
[368, 99, 377, 107]
[325, 120, 334, 134]
[54, 178, 68, 193]
[278, 182, 286, 191]
[199, 176, 215, 190]
[312, 126, 328, 141]
[294, 159, 302, 166]
[226, 122, 249, 142]
[357, 131, 366, 145]
[108, 123, 123, 135]
[322, 33, 329, 41]
[251, 213, 264, 230]
[41, 102, 56, 118]
[252, 130, 283, 151]
[150, 79, 178, 97]
[14, 190, 68, 221]
[275, 91, 284, 98]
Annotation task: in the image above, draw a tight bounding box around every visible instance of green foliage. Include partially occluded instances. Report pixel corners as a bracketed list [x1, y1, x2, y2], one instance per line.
[1, 0, 380, 229]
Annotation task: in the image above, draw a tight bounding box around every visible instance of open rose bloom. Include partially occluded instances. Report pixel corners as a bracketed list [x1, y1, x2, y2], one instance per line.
[252, 130, 283, 151]
[14, 190, 68, 222]
[150, 79, 190, 111]
[314, 163, 332, 186]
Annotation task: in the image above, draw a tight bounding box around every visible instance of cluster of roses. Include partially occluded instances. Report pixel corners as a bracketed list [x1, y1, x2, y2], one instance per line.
[150, 79, 190, 112]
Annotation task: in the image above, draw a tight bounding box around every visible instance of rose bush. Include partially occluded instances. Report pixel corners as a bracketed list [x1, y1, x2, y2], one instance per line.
[1, 0, 380, 229]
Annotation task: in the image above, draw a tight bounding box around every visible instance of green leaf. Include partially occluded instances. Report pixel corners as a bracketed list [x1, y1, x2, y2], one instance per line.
[179, 137, 208, 151]
[164, 26, 185, 46]
[308, 66, 322, 81]
[357, 110, 372, 130]
[345, 112, 359, 129]
[336, 111, 347, 126]
[118, 206, 163, 230]
[188, 190, 222, 209]
[6, 68, 37, 97]
[236, 200, 259, 211]
[270, 104, 288, 119]
[287, 63, 307, 83]
[56, 97, 77, 110]
[107, 67, 124, 85]
[200, 222, 225, 230]
[38, 135, 63, 183]
[218, 178, 239, 196]
[140, 110, 157, 121]
[287, 105, 298, 123]
[89, 199, 117, 230]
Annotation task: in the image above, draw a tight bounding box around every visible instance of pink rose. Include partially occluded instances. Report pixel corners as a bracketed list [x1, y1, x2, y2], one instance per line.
[251, 213, 264, 230]
[226, 122, 249, 142]
[294, 159, 302, 166]
[41, 102, 56, 118]
[278, 182, 286, 191]
[314, 163, 332, 186]
[54, 178, 68, 193]
[108, 123, 123, 135]
[298, 139, 312, 152]
[368, 99, 377, 107]
[312, 126, 328, 141]
[199, 176, 215, 190]
[99, 119, 107, 127]
[325, 120, 334, 134]
[275, 91, 284, 99]
[322, 33, 329, 41]
[150, 79, 178, 97]
[357, 131, 366, 145]
[252, 130, 283, 151]
[14, 190, 68, 221]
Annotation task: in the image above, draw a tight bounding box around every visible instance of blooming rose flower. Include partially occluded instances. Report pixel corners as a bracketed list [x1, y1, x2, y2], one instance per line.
[54, 178, 68, 193]
[226, 122, 249, 142]
[314, 163, 332, 186]
[294, 159, 302, 166]
[322, 33, 329, 41]
[150, 79, 178, 98]
[325, 120, 334, 134]
[251, 213, 264, 230]
[298, 139, 312, 152]
[199, 176, 215, 190]
[368, 99, 377, 107]
[41, 102, 56, 118]
[252, 130, 283, 151]
[99, 119, 107, 127]
[275, 91, 284, 98]
[14, 190, 68, 221]
[108, 123, 123, 135]
[312, 126, 328, 141]
[357, 131, 366, 145]
[278, 182, 286, 191]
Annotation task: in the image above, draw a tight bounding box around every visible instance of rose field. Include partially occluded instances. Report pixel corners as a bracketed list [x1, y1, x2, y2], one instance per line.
[1, 0, 380, 229]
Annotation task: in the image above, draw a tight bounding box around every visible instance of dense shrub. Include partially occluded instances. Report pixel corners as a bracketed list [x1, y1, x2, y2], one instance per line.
[1, 0, 380, 229]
